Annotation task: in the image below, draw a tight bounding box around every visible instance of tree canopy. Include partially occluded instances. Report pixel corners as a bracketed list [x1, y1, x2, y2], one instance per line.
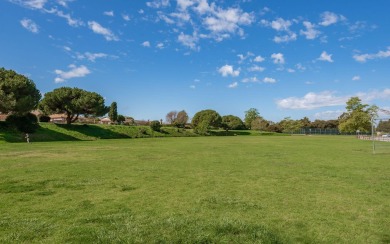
[109, 102, 118, 123]
[0, 67, 41, 115]
[39, 87, 108, 124]
[192, 109, 221, 134]
[338, 97, 377, 133]
[221, 115, 245, 131]
[244, 108, 261, 129]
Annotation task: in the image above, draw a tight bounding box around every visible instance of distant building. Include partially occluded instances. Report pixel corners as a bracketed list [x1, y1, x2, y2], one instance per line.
[100, 117, 112, 124]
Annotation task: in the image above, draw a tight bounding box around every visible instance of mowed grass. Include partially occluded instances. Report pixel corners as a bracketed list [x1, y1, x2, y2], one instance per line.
[0, 136, 389, 243]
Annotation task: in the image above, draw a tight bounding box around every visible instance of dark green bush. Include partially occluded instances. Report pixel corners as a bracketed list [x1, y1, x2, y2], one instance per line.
[6, 113, 39, 133]
[150, 120, 162, 132]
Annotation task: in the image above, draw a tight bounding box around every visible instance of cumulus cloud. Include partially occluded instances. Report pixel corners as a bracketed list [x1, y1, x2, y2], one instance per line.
[218, 65, 240, 77]
[253, 55, 265, 62]
[261, 18, 297, 43]
[53, 10, 83, 27]
[271, 53, 285, 64]
[178, 32, 199, 50]
[319, 11, 345, 26]
[88, 21, 119, 41]
[317, 51, 333, 62]
[314, 110, 344, 120]
[122, 14, 130, 21]
[300, 21, 321, 39]
[353, 47, 390, 62]
[54, 64, 91, 83]
[228, 82, 238, 88]
[142, 41, 151, 47]
[276, 91, 347, 109]
[276, 89, 390, 110]
[20, 18, 39, 33]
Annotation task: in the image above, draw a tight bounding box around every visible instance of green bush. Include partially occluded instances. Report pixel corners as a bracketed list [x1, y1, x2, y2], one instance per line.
[150, 120, 161, 132]
[6, 113, 39, 133]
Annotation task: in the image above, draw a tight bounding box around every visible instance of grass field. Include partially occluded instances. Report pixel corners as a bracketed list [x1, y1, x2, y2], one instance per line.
[0, 136, 389, 243]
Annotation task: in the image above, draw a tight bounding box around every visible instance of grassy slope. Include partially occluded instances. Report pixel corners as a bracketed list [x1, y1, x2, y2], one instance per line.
[0, 122, 274, 143]
[0, 136, 389, 243]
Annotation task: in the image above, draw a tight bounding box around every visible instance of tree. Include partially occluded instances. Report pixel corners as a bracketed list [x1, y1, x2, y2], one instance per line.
[0, 67, 41, 115]
[279, 117, 303, 134]
[300, 117, 311, 127]
[192, 109, 221, 134]
[39, 87, 108, 125]
[6, 113, 39, 133]
[251, 117, 269, 131]
[175, 110, 189, 128]
[244, 108, 261, 129]
[338, 97, 377, 133]
[377, 119, 390, 133]
[117, 114, 126, 124]
[108, 102, 118, 123]
[150, 120, 161, 131]
[221, 115, 245, 131]
[166, 111, 178, 124]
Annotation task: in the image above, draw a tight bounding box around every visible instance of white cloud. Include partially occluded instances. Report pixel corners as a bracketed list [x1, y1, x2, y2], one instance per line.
[20, 18, 39, 33]
[276, 89, 390, 110]
[287, 68, 295, 73]
[263, 77, 276, 83]
[54, 64, 91, 83]
[57, 0, 74, 7]
[273, 33, 297, 43]
[271, 53, 285, 64]
[146, 0, 170, 8]
[156, 42, 165, 49]
[122, 14, 130, 21]
[228, 82, 238, 88]
[319, 11, 345, 26]
[202, 6, 254, 40]
[87, 21, 119, 41]
[261, 18, 297, 43]
[218, 65, 240, 77]
[178, 32, 199, 50]
[248, 65, 265, 72]
[296, 63, 306, 71]
[253, 55, 265, 62]
[54, 10, 83, 27]
[10, 0, 47, 9]
[142, 41, 151, 47]
[79, 52, 108, 62]
[190, 85, 196, 89]
[314, 110, 344, 120]
[104, 11, 114, 17]
[276, 91, 347, 109]
[352, 76, 361, 81]
[300, 21, 320, 40]
[353, 47, 390, 63]
[242, 77, 260, 83]
[177, 0, 195, 11]
[194, 0, 211, 14]
[317, 51, 333, 62]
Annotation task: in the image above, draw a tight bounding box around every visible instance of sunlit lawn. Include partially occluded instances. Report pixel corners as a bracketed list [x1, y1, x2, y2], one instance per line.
[0, 136, 389, 243]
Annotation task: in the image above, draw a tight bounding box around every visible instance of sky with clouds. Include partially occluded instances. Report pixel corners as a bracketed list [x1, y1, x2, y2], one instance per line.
[1, 0, 390, 121]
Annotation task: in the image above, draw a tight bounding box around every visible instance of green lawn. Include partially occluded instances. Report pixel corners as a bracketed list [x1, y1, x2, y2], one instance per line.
[0, 136, 389, 243]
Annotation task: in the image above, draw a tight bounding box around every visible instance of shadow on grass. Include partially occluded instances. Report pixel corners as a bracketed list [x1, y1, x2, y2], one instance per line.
[210, 130, 251, 136]
[55, 124, 130, 139]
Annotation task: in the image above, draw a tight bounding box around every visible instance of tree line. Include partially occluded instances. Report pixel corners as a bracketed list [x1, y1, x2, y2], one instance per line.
[0, 67, 383, 134]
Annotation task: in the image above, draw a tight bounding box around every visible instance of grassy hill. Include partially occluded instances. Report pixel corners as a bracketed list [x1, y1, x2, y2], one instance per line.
[0, 122, 281, 143]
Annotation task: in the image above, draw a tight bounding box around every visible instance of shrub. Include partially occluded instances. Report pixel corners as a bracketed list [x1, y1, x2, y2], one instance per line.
[150, 120, 161, 132]
[6, 113, 39, 133]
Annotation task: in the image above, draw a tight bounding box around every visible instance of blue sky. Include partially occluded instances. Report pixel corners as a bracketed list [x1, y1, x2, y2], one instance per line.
[1, 0, 389, 122]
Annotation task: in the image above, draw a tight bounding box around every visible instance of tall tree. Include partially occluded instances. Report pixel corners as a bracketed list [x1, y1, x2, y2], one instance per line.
[251, 117, 269, 131]
[166, 110, 178, 124]
[175, 110, 189, 128]
[279, 117, 303, 133]
[39, 87, 108, 124]
[108, 102, 118, 123]
[244, 108, 261, 129]
[0, 67, 41, 115]
[338, 97, 377, 133]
